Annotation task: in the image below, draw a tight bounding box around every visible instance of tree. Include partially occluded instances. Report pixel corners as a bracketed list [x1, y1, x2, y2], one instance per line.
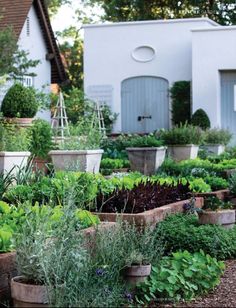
[57, 26, 84, 90]
[0, 26, 39, 80]
[44, 0, 72, 15]
[81, 0, 236, 25]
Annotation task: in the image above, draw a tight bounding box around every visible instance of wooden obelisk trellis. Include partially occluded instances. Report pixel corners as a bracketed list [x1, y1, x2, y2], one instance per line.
[94, 100, 106, 138]
[51, 91, 70, 144]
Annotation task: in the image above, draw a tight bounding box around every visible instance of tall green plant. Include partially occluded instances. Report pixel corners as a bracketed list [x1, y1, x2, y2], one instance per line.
[170, 81, 191, 125]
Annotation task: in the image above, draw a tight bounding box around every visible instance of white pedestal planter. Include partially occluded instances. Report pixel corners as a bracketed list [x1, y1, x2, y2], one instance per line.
[167, 144, 199, 162]
[49, 150, 104, 173]
[203, 144, 225, 155]
[126, 147, 167, 175]
[0, 152, 30, 175]
[198, 209, 235, 229]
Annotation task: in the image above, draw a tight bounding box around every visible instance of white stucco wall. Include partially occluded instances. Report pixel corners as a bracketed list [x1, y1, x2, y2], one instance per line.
[83, 18, 217, 132]
[192, 27, 236, 129]
[18, 6, 51, 121]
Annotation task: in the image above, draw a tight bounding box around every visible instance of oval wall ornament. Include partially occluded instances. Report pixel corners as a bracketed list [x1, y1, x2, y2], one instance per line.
[131, 46, 156, 62]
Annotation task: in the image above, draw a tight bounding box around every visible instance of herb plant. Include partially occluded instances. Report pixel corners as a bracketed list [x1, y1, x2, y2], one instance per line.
[205, 128, 232, 146]
[159, 123, 204, 145]
[0, 122, 30, 151]
[203, 196, 233, 211]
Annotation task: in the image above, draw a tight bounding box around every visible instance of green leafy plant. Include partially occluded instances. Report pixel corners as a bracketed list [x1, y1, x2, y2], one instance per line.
[205, 128, 232, 146]
[29, 119, 53, 159]
[229, 173, 236, 196]
[1, 83, 39, 118]
[203, 196, 233, 211]
[170, 81, 191, 125]
[188, 178, 211, 193]
[137, 250, 225, 303]
[0, 122, 30, 151]
[159, 124, 204, 145]
[191, 109, 211, 130]
[155, 214, 236, 260]
[204, 176, 228, 191]
[100, 103, 118, 134]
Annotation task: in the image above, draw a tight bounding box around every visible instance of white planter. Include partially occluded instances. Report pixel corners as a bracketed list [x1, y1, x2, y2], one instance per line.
[49, 150, 104, 173]
[198, 209, 235, 229]
[126, 147, 167, 175]
[0, 152, 30, 175]
[203, 144, 225, 155]
[167, 144, 199, 162]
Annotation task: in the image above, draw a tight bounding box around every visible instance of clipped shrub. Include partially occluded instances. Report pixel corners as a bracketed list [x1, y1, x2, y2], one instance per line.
[1, 83, 38, 118]
[159, 124, 204, 145]
[170, 81, 191, 125]
[155, 213, 236, 260]
[191, 109, 210, 130]
[205, 128, 232, 145]
[29, 119, 53, 159]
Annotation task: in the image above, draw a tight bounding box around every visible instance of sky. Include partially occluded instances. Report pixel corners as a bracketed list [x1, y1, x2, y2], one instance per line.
[51, 0, 103, 35]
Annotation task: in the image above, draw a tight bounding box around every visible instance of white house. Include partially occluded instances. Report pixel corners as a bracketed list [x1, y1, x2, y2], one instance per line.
[0, 0, 67, 120]
[83, 18, 236, 140]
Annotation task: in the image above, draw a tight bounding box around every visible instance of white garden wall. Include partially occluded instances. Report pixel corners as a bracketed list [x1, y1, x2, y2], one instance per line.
[83, 18, 217, 132]
[192, 27, 236, 129]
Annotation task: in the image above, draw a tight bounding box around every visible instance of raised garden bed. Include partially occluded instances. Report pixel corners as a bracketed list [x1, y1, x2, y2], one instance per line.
[0, 252, 17, 301]
[194, 189, 230, 201]
[95, 197, 204, 228]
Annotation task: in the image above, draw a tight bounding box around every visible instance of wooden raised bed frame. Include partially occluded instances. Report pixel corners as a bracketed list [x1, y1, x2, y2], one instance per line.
[94, 197, 204, 228]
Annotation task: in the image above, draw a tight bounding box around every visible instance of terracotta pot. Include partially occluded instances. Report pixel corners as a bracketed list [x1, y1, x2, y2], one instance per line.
[0, 252, 17, 301]
[5, 118, 33, 128]
[11, 276, 48, 307]
[32, 157, 50, 174]
[123, 264, 151, 286]
[198, 209, 236, 229]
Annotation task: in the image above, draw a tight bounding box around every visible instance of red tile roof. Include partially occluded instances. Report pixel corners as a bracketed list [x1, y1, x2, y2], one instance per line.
[0, 0, 68, 84]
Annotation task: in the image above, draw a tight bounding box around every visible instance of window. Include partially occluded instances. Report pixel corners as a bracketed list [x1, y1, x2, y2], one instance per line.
[26, 17, 30, 36]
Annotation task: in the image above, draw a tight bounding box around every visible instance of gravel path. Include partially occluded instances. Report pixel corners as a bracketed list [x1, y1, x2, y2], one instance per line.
[178, 260, 236, 307]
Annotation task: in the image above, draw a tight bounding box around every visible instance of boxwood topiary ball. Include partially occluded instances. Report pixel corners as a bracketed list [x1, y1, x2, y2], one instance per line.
[1, 83, 38, 118]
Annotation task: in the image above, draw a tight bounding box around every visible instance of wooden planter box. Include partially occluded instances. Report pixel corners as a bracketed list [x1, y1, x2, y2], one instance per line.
[194, 189, 230, 201]
[94, 197, 204, 229]
[199, 209, 236, 229]
[0, 252, 17, 301]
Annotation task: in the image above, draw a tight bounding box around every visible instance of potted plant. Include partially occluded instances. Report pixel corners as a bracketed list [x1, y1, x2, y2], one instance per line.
[0, 122, 30, 175]
[123, 251, 151, 286]
[1, 83, 40, 127]
[125, 134, 167, 175]
[49, 119, 104, 173]
[29, 119, 53, 173]
[198, 196, 235, 229]
[203, 128, 232, 155]
[159, 124, 204, 161]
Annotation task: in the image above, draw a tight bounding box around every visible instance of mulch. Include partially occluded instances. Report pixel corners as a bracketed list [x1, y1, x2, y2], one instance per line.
[165, 260, 236, 308]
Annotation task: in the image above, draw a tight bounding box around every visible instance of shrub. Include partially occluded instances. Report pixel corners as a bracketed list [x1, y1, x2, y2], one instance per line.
[155, 213, 236, 260]
[191, 109, 210, 130]
[0, 122, 30, 151]
[29, 119, 53, 159]
[205, 128, 232, 146]
[1, 83, 38, 118]
[159, 124, 204, 145]
[170, 81, 191, 125]
[204, 176, 228, 191]
[137, 250, 225, 303]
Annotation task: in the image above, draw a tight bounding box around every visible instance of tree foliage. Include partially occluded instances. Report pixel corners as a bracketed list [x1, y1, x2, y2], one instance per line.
[0, 27, 39, 80]
[81, 0, 236, 25]
[45, 0, 72, 15]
